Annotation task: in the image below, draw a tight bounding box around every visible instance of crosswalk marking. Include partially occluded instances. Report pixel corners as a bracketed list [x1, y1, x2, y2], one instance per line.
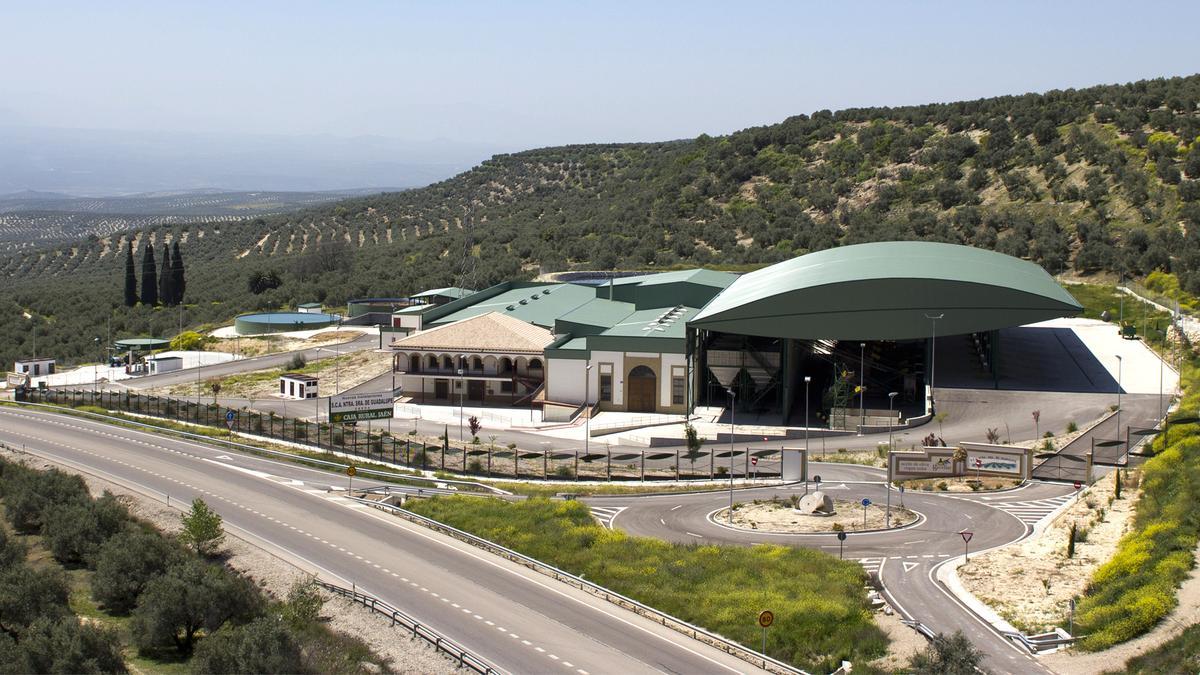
[858, 557, 884, 575]
[990, 494, 1074, 526]
[589, 506, 626, 529]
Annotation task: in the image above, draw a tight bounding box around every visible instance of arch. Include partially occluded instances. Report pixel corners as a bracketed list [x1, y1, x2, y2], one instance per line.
[627, 365, 657, 412]
[471, 355, 484, 372]
[498, 357, 513, 375]
[409, 353, 420, 373]
[441, 354, 454, 370]
[426, 354, 439, 370]
[529, 357, 544, 371]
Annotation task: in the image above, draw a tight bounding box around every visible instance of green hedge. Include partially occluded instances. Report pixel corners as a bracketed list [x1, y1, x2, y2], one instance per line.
[1075, 365, 1200, 650]
[405, 496, 886, 672]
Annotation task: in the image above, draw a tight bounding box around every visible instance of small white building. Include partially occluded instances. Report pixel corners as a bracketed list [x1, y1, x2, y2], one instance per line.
[297, 302, 323, 314]
[280, 373, 318, 399]
[13, 358, 55, 377]
[146, 356, 183, 375]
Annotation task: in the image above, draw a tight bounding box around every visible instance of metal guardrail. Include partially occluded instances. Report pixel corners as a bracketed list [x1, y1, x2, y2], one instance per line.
[317, 580, 502, 674]
[4, 400, 508, 495]
[348, 495, 807, 675]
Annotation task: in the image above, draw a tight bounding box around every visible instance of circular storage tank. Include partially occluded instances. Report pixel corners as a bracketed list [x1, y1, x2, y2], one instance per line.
[234, 312, 337, 336]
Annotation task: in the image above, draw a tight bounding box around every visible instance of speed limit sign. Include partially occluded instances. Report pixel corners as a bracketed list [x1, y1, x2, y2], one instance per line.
[757, 610, 774, 628]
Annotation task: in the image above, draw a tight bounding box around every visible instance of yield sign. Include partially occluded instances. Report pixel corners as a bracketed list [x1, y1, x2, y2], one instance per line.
[960, 531, 974, 544]
[902, 561, 920, 573]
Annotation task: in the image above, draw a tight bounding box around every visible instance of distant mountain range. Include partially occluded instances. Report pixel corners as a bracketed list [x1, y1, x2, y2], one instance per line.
[0, 125, 512, 194]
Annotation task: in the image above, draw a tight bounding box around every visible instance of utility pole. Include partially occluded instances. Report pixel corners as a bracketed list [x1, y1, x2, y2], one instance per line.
[858, 342, 866, 434]
[728, 388, 736, 524]
[887, 391, 897, 528]
[924, 313, 944, 413]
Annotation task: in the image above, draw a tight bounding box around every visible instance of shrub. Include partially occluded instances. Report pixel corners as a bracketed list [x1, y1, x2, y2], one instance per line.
[131, 559, 263, 654]
[93, 526, 182, 614]
[18, 617, 127, 674]
[1067, 420, 1079, 433]
[40, 492, 129, 567]
[192, 615, 302, 674]
[468, 459, 484, 474]
[907, 630, 983, 674]
[280, 579, 324, 630]
[554, 465, 574, 479]
[287, 353, 307, 370]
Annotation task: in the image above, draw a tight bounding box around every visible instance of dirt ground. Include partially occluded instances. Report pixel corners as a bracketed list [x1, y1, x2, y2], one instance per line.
[869, 609, 928, 671]
[207, 330, 365, 358]
[0, 447, 460, 674]
[155, 346, 392, 400]
[958, 469, 1140, 634]
[720, 499, 918, 533]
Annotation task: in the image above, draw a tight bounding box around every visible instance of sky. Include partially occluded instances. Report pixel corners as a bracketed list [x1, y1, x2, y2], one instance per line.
[2, 1, 1199, 154]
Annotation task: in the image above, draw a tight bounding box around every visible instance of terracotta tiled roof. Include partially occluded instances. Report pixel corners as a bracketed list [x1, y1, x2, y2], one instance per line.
[390, 312, 554, 354]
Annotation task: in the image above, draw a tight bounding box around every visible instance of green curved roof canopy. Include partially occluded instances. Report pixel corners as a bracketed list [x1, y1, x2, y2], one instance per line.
[690, 242, 1082, 341]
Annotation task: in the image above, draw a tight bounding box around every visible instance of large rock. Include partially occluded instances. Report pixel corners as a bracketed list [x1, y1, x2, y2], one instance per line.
[795, 491, 834, 515]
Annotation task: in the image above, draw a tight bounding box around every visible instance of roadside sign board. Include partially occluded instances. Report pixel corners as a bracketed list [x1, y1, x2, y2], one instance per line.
[960, 531, 973, 543]
[225, 410, 236, 422]
[1073, 481, 1082, 490]
[329, 390, 394, 423]
[975, 458, 982, 468]
[750, 457, 758, 466]
[836, 531, 847, 541]
[861, 498, 871, 507]
[757, 610, 774, 628]
[346, 465, 356, 477]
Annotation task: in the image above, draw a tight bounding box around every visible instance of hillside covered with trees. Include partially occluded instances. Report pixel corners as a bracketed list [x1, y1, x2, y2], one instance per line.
[4, 74, 1200, 366]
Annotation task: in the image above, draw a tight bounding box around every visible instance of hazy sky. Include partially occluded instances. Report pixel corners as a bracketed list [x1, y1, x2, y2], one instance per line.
[3, 1, 1199, 147]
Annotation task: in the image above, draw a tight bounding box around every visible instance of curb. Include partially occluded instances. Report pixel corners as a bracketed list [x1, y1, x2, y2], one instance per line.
[937, 557, 1020, 635]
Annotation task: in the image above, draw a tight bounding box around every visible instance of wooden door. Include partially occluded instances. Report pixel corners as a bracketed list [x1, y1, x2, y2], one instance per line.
[627, 366, 657, 412]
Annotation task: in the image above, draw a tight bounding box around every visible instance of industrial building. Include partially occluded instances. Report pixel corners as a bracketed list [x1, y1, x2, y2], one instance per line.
[390, 242, 1083, 426]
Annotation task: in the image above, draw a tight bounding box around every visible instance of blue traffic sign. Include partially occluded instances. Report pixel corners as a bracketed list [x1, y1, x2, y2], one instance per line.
[861, 498, 871, 507]
[225, 410, 236, 422]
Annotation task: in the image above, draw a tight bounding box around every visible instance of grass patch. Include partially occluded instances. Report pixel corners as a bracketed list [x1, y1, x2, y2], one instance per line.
[405, 496, 886, 671]
[1068, 283, 1174, 348]
[1073, 364, 1200, 650]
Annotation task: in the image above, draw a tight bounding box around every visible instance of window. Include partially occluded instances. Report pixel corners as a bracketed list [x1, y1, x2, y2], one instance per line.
[500, 381, 513, 393]
[671, 366, 686, 405]
[281, 380, 286, 394]
[529, 358, 543, 370]
[600, 374, 612, 402]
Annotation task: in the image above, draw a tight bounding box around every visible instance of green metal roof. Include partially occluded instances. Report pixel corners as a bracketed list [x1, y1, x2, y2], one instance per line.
[690, 242, 1082, 340]
[412, 286, 474, 299]
[600, 305, 696, 340]
[555, 298, 638, 335]
[428, 283, 596, 330]
[392, 304, 433, 315]
[607, 268, 736, 289]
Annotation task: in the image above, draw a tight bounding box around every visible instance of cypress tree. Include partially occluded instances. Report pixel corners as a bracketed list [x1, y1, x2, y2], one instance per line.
[158, 243, 175, 306]
[140, 241, 158, 306]
[171, 241, 186, 304]
[123, 241, 138, 307]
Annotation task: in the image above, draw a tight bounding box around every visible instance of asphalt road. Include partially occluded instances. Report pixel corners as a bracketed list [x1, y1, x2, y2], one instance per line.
[584, 467, 1074, 675]
[116, 333, 379, 390]
[0, 405, 759, 675]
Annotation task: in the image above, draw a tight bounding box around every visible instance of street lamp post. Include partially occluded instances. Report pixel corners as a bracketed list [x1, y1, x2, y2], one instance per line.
[585, 362, 593, 475]
[804, 376, 811, 488]
[1115, 354, 1123, 446]
[858, 342, 866, 435]
[887, 391, 898, 528]
[924, 313, 944, 413]
[457, 366, 465, 442]
[335, 319, 343, 395]
[728, 388, 736, 524]
[93, 336, 101, 395]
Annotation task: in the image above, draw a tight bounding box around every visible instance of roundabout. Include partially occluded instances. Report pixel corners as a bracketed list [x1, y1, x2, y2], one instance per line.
[710, 497, 921, 534]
